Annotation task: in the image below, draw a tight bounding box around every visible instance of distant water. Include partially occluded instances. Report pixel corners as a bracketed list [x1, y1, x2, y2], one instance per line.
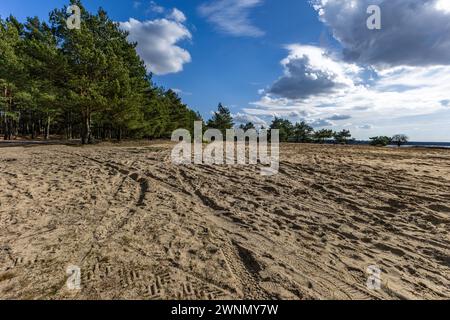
[390, 142, 450, 149]
[351, 141, 450, 148]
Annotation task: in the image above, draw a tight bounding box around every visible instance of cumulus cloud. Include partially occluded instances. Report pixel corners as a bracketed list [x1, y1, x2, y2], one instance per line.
[168, 8, 186, 23]
[242, 1, 450, 139]
[327, 114, 352, 121]
[288, 110, 309, 118]
[267, 45, 361, 99]
[440, 99, 450, 107]
[358, 124, 373, 130]
[120, 15, 191, 75]
[233, 113, 267, 126]
[436, 0, 450, 13]
[198, 0, 264, 37]
[248, 44, 450, 139]
[311, 0, 450, 67]
[309, 119, 334, 127]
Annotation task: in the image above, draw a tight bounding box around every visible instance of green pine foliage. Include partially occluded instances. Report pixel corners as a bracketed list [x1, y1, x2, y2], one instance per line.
[269, 117, 294, 142]
[0, 1, 202, 143]
[207, 103, 234, 136]
[370, 136, 392, 147]
[268, 118, 356, 145]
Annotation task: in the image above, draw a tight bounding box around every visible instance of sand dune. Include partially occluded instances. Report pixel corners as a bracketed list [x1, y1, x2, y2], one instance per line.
[0, 142, 449, 299]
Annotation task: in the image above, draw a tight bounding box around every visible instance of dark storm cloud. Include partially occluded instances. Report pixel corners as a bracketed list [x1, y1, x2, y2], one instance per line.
[268, 55, 346, 99]
[312, 0, 450, 67]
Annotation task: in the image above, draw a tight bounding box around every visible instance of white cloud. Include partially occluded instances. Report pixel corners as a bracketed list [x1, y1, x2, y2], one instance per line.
[440, 100, 450, 107]
[120, 14, 191, 75]
[172, 88, 192, 96]
[266, 44, 362, 99]
[249, 44, 450, 139]
[327, 114, 352, 121]
[309, 119, 334, 127]
[168, 8, 186, 23]
[435, 0, 450, 13]
[358, 124, 373, 130]
[233, 113, 267, 126]
[198, 0, 264, 37]
[288, 110, 309, 118]
[311, 0, 450, 67]
[149, 1, 164, 14]
[240, 1, 450, 140]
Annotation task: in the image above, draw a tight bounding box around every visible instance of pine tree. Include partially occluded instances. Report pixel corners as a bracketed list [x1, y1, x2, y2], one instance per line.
[270, 117, 293, 142]
[334, 129, 352, 144]
[21, 17, 65, 139]
[0, 1, 203, 142]
[239, 122, 255, 131]
[313, 129, 334, 144]
[207, 103, 234, 136]
[293, 121, 314, 143]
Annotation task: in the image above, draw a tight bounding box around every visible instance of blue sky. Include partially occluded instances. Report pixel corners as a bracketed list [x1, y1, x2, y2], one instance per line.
[2, 0, 450, 141]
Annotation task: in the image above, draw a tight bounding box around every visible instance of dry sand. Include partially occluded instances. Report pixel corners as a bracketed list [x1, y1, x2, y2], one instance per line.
[0, 142, 449, 300]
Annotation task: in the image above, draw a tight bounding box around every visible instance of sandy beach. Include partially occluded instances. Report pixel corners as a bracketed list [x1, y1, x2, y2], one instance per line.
[0, 142, 449, 300]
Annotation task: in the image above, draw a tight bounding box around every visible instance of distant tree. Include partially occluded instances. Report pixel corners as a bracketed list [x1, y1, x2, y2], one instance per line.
[269, 117, 293, 142]
[239, 122, 255, 131]
[334, 129, 352, 144]
[293, 121, 314, 143]
[313, 129, 334, 144]
[391, 134, 409, 147]
[370, 136, 391, 147]
[207, 103, 234, 136]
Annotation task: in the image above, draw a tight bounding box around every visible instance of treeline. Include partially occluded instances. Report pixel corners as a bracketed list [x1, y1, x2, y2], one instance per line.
[267, 118, 354, 144]
[205, 104, 355, 144]
[370, 134, 409, 147]
[206, 105, 411, 147]
[0, 0, 201, 144]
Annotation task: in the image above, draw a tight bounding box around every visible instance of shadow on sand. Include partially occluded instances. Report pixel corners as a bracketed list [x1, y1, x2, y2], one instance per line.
[0, 139, 82, 148]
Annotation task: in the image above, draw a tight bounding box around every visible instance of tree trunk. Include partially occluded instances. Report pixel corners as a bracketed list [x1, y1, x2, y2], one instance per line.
[3, 86, 9, 140]
[81, 112, 87, 144]
[45, 116, 51, 140]
[117, 127, 122, 142]
[31, 121, 35, 139]
[81, 111, 92, 144]
[87, 114, 92, 144]
[4, 118, 9, 140]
